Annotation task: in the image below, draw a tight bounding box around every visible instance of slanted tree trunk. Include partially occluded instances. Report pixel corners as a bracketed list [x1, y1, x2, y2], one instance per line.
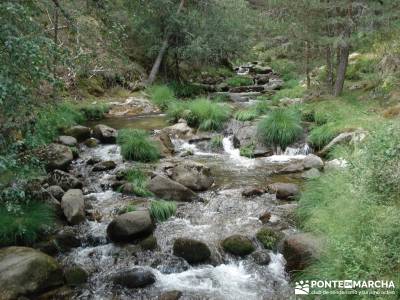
[326, 46, 334, 94]
[333, 43, 350, 96]
[146, 0, 185, 86]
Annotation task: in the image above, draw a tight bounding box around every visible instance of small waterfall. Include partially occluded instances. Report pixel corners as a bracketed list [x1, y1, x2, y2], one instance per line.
[284, 144, 312, 156]
[222, 136, 255, 167]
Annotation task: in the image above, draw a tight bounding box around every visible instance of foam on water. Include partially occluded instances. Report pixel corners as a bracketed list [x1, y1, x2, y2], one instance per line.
[222, 137, 255, 167]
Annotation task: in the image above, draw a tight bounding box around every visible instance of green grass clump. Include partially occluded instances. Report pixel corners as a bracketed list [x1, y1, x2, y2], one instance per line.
[0, 202, 54, 246]
[271, 80, 306, 102]
[257, 108, 303, 150]
[117, 129, 160, 162]
[297, 122, 400, 294]
[225, 76, 253, 87]
[124, 168, 153, 197]
[168, 81, 204, 98]
[186, 99, 231, 131]
[149, 200, 177, 222]
[270, 59, 298, 81]
[148, 85, 176, 111]
[234, 109, 259, 121]
[210, 135, 224, 150]
[240, 144, 255, 158]
[256, 228, 281, 249]
[26, 103, 85, 147]
[79, 103, 110, 120]
[118, 203, 137, 214]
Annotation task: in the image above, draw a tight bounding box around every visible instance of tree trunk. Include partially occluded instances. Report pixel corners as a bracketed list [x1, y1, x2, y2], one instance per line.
[333, 43, 350, 96]
[326, 46, 334, 94]
[146, 0, 185, 86]
[305, 41, 311, 89]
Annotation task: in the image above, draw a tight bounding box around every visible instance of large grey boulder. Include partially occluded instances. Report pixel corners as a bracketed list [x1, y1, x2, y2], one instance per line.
[49, 170, 83, 191]
[0, 247, 63, 300]
[111, 267, 155, 289]
[170, 161, 213, 191]
[267, 183, 300, 200]
[43, 143, 73, 171]
[93, 124, 118, 144]
[149, 175, 198, 202]
[65, 125, 91, 142]
[56, 135, 77, 147]
[152, 131, 175, 157]
[92, 160, 116, 172]
[280, 233, 322, 273]
[162, 120, 194, 139]
[173, 238, 211, 264]
[107, 211, 154, 243]
[319, 130, 367, 156]
[303, 154, 324, 170]
[61, 189, 86, 225]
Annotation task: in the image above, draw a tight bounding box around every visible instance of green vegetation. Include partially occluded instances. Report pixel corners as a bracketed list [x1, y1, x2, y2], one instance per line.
[225, 76, 253, 87]
[297, 122, 400, 295]
[166, 98, 231, 131]
[210, 135, 224, 150]
[148, 85, 177, 111]
[168, 81, 204, 98]
[256, 228, 280, 249]
[79, 103, 110, 120]
[234, 109, 259, 122]
[124, 168, 153, 197]
[118, 204, 137, 214]
[271, 80, 306, 102]
[149, 200, 177, 222]
[257, 108, 303, 150]
[0, 202, 53, 246]
[240, 144, 255, 158]
[117, 129, 160, 162]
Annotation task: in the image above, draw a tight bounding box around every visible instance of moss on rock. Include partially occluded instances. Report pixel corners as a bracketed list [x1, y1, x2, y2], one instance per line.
[221, 235, 255, 256]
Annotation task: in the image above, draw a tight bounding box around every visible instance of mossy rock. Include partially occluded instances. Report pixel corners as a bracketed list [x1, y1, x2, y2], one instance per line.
[256, 228, 281, 249]
[173, 238, 211, 264]
[140, 235, 158, 251]
[64, 265, 88, 286]
[221, 235, 255, 256]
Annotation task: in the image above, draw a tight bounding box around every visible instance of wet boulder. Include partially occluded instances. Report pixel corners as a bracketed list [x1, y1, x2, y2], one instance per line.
[56, 135, 77, 147]
[84, 137, 98, 148]
[162, 120, 194, 139]
[111, 267, 156, 289]
[152, 131, 175, 157]
[49, 170, 83, 191]
[170, 161, 214, 191]
[0, 247, 64, 300]
[251, 250, 271, 265]
[280, 233, 322, 273]
[259, 211, 271, 224]
[107, 211, 154, 243]
[93, 124, 118, 144]
[319, 130, 367, 156]
[221, 235, 255, 256]
[47, 185, 65, 201]
[278, 162, 305, 174]
[65, 125, 91, 142]
[303, 154, 324, 170]
[267, 183, 299, 200]
[149, 175, 198, 202]
[64, 265, 89, 286]
[54, 228, 81, 252]
[61, 189, 86, 225]
[92, 160, 116, 172]
[159, 290, 183, 300]
[242, 188, 265, 198]
[42, 143, 74, 171]
[173, 238, 211, 264]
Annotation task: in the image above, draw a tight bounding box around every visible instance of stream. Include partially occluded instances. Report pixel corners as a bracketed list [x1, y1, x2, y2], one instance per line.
[60, 110, 304, 300]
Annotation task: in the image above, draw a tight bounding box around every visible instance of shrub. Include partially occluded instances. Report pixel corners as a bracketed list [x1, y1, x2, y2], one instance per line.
[168, 81, 204, 98]
[225, 76, 253, 87]
[166, 101, 188, 124]
[234, 108, 259, 121]
[148, 85, 176, 111]
[117, 129, 160, 162]
[149, 200, 176, 222]
[256, 228, 281, 249]
[0, 201, 54, 246]
[270, 59, 297, 81]
[79, 103, 110, 120]
[240, 144, 255, 158]
[254, 100, 270, 115]
[210, 135, 224, 150]
[124, 168, 153, 197]
[257, 108, 303, 150]
[308, 123, 340, 149]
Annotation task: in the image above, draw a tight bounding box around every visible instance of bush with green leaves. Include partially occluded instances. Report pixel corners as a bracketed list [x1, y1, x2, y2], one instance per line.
[0, 201, 54, 246]
[117, 129, 160, 162]
[149, 200, 176, 222]
[148, 85, 176, 111]
[79, 103, 110, 120]
[257, 108, 303, 150]
[225, 76, 253, 87]
[123, 168, 153, 197]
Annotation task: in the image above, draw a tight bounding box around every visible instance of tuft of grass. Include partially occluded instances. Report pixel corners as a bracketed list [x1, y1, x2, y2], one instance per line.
[124, 168, 153, 197]
[0, 201, 54, 246]
[210, 135, 224, 150]
[257, 108, 303, 150]
[118, 203, 137, 215]
[117, 129, 160, 162]
[79, 103, 110, 120]
[256, 228, 280, 249]
[234, 108, 259, 121]
[272, 80, 306, 102]
[168, 81, 204, 98]
[240, 144, 255, 158]
[269, 59, 298, 81]
[148, 85, 176, 111]
[225, 76, 253, 87]
[149, 200, 177, 222]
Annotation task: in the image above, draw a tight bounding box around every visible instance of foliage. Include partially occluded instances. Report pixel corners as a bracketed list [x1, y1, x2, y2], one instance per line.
[256, 228, 280, 249]
[240, 144, 255, 158]
[124, 168, 153, 197]
[257, 108, 303, 150]
[210, 135, 224, 150]
[225, 76, 253, 87]
[234, 109, 259, 121]
[271, 80, 306, 101]
[148, 85, 177, 111]
[269, 59, 298, 81]
[117, 129, 160, 162]
[167, 98, 231, 131]
[149, 200, 176, 222]
[346, 56, 377, 81]
[0, 201, 54, 246]
[79, 103, 110, 120]
[168, 81, 204, 98]
[119, 203, 137, 214]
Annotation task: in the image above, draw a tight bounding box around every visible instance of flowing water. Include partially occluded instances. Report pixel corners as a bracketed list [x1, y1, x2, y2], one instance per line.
[61, 114, 307, 300]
